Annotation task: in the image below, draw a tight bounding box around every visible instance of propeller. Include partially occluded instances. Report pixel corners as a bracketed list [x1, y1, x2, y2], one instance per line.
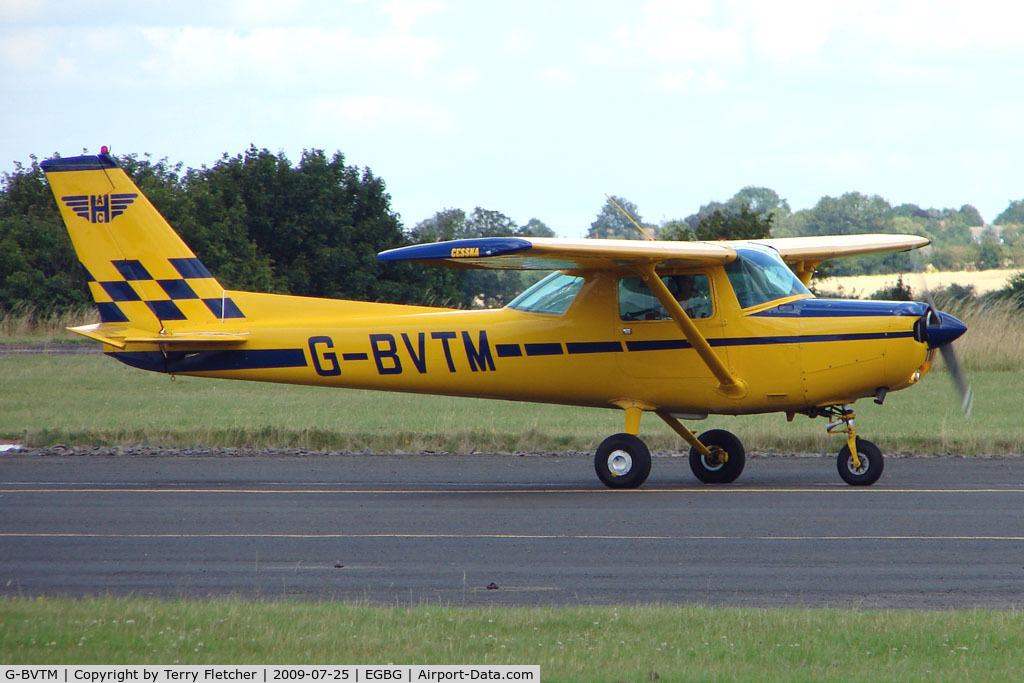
[911, 253, 974, 417]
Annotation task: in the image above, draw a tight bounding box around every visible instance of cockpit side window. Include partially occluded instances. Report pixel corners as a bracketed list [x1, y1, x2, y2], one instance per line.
[507, 272, 584, 315]
[619, 274, 713, 321]
[725, 247, 810, 309]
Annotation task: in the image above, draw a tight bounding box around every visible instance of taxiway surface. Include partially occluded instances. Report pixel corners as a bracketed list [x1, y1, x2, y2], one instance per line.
[2, 451, 1023, 607]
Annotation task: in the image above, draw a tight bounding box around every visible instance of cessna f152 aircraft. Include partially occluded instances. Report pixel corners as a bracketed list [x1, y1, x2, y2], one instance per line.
[42, 150, 969, 488]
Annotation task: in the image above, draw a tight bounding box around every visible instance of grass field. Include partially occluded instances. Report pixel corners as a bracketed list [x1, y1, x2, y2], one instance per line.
[1, 354, 1021, 455]
[3, 598, 1024, 679]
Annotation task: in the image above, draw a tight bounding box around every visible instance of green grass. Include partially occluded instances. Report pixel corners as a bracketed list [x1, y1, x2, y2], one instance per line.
[0, 306, 95, 345]
[0, 354, 1020, 455]
[2, 598, 1023, 680]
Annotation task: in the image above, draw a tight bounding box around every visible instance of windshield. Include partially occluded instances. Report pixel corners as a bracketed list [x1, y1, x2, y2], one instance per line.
[725, 246, 810, 308]
[507, 272, 584, 315]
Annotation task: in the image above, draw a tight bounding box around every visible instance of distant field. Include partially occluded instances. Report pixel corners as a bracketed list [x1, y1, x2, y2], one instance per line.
[819, 268, 1022, 297]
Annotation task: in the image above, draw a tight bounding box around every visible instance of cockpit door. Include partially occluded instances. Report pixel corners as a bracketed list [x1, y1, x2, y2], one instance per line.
[615, 272, 724, 379]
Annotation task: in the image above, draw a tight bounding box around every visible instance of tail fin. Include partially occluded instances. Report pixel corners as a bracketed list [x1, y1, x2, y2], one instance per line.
[42, 151, 248, 346]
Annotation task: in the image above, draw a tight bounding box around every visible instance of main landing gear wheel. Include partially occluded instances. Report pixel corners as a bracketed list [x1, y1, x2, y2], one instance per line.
[837, 437, 884, 486]
[595, 433, 651, 489]
[689, 429, 745, 484]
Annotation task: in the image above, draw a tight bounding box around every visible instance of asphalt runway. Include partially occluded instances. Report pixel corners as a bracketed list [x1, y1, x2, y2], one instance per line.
[2, 451, 1023, 608]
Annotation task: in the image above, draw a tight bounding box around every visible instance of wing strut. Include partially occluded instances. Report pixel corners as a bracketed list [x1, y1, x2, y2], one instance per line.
[792, 260, 820, 287]
[639, 264, 748, 398]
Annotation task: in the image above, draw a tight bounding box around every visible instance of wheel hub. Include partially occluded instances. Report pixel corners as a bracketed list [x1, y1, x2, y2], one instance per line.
[846, 453, 870, 476]
[701, 447, 726, 471]
[607, 450, 633, 477]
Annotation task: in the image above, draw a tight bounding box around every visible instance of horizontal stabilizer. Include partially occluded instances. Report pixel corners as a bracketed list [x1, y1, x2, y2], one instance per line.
[69, 323, 249, 348]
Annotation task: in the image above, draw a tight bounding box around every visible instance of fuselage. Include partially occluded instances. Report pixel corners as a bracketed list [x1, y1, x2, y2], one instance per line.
[107, 265, 939, 416]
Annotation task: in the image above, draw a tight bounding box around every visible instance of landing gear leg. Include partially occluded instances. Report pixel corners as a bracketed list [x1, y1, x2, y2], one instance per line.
[827, 406, 884, 486]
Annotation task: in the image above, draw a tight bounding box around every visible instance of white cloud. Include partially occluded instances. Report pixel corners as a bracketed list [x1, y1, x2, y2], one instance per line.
[310, 94, 456, 135]
[384, 0, 442, 34]
[0, 0, 39, 21]
[536, 66, 574, 88]
[443, 66, 482, 91]
[654, 68, 730, 93]
[617, 0, 744, 66]
[49, 56, 77, 81]
[136, 25, 440, 90]
[0, 28, 49, 69]
[502, 28, 531, 55]
[866, 0, 1024, 53]
[740, 0, 841, 63]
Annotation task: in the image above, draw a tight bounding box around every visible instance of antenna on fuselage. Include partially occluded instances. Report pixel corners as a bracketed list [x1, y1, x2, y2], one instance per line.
[605, 194, 655, 241]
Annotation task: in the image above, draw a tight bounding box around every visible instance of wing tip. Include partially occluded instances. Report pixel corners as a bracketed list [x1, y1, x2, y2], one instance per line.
[377, 237, 533, 263]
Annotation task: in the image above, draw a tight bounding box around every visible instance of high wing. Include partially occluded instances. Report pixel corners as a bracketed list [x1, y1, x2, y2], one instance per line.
[752, 234, 930, 261]
[378, 234, 928, 275]
[377, 236, 736, 271]
[750, 234, 930, 284]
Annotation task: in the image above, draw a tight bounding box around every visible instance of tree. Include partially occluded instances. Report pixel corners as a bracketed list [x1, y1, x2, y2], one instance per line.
[1001, 225, 1022, 247]
[998, 272, 1024, 308]
[0, 156, 89, 312]
[995, 199, 1024, 225]
[0, 147, 453, 314]
[588, 196, 650, 239]
[657, 219, 694, 241]
[694, 204, 773, 241]
[869, 275, 915, 301]
[519, 218, 555, 238]
[410, 207, 554, 308]
[685, 187, 789, 232]
[187, 146, 441, 304]
[977, 231, 1003, 270]
[730, 186, 791, 220]
[794, 192, 894, 236]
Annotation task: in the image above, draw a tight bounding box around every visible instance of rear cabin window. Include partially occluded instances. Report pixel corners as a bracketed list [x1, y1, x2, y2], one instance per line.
[618, 274, 713, 320]
[507, 272, 584, 315]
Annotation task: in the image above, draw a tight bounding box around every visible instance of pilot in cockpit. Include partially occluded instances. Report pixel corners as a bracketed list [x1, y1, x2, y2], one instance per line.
[666, 274, 712, 319]
[619, 274, 712, 321]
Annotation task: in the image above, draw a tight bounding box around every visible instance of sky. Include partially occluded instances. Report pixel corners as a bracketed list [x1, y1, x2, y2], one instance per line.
[2, 0, 1023, 237]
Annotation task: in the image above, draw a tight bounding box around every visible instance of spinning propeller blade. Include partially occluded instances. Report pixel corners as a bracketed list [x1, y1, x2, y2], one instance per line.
[911, 254, 974, 417]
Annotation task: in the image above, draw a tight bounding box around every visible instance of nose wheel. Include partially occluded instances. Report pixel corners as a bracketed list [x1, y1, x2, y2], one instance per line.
[824, 405, 885, 486]
[837, 437, 884, 486]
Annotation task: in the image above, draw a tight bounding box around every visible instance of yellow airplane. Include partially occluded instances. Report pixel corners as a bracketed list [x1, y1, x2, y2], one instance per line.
[42, 150, 969, 488]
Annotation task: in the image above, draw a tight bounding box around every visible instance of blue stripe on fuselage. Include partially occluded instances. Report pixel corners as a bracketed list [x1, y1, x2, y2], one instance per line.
[108, 349, 307, 373]
[754, 298, 928, 318]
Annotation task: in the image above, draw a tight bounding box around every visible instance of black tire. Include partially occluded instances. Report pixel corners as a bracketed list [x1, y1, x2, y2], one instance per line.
[689, 429, 745, 484]
[837, 437, 884, 486]
[594, 433, 652, 489]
